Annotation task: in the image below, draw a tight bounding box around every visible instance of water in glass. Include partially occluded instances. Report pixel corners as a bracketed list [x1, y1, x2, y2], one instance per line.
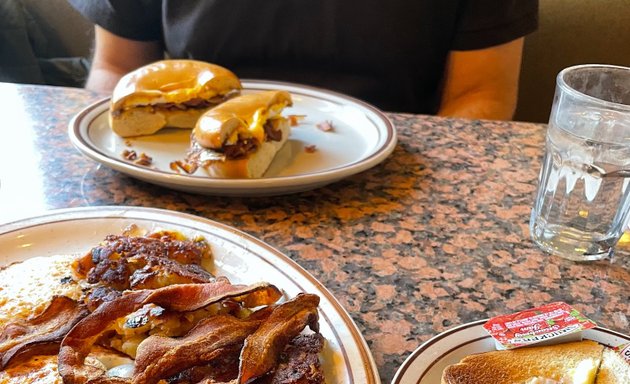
[531, 109, 630, 260]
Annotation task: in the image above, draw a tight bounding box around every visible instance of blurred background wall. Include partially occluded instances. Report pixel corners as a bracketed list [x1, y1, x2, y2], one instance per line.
[515, 0, 630, 123]
[0, 0, 92, 87]
[21, 0, 93, 59]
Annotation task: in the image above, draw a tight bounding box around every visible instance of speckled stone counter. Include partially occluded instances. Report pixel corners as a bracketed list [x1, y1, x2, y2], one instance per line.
[1, 83, 628, 383]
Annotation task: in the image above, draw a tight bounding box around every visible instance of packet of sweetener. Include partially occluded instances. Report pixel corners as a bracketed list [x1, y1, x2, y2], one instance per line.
[483, 302, 597, 350]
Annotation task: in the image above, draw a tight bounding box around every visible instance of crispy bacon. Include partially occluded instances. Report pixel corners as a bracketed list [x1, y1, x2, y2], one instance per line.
[170, 159, 199, 174]
[238, 293, 320, 384]
[134, 153, 153, 167]
[112, 92, 239, 117]
[263, 120, 283, 142]
[0, 296, 88, 369]
[133, 314, 269, 384]
[142, 279, 282, 312]
[304, 145, 317, 153]
[127, 297, 322, 384]
[287, 115, 306, 127]
[122, 150, 138, 161]
[58, 280, 282, 384]
[222, 139, 260, 160]
[188, 334, 325, 384]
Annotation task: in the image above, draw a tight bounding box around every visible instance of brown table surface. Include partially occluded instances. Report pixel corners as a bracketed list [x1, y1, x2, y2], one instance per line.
[0, 82, 628, 383]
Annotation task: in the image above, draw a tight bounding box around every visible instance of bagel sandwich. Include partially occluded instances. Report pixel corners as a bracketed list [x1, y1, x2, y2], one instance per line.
[186, 90, 293, 178]
[109, 59, 242, 137]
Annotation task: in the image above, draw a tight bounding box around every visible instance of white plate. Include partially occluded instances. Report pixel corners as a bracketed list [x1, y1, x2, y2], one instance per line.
[69, 80, 397, 196]
[0, 206, 381, 384]
[391, 319, 630, 384]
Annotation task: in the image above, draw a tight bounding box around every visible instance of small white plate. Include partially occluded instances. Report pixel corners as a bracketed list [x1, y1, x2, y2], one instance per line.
[391, 319, 630, 384]
[69, 80, 397, 196]
[0, 206, 380, 384]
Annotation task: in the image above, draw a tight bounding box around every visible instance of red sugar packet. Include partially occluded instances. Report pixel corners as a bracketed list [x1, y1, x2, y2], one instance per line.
[483, 302, 597, 350]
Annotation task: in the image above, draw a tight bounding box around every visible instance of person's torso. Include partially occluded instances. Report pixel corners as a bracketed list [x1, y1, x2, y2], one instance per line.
[163, 0, 461, 113]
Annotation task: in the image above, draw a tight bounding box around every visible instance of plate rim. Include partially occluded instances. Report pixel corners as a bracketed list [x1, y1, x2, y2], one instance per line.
[391, 319, 630, 384]
[0, 205, 381, 384]
[68, 79, 398, 192]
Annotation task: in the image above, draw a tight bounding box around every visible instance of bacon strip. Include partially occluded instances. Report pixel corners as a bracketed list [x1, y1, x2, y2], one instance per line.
[58, 279, 282, 384]
[133, 313, 270, 384]
[238, 293, 320, 384]
[0, 296, 88, 369]
[160, 306, 279, 384]
[315, 120, 334, 132]
[141, 279, 282, 312]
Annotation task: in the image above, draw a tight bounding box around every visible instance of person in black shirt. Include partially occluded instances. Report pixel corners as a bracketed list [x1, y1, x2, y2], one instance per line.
[69, 0, 538, 120]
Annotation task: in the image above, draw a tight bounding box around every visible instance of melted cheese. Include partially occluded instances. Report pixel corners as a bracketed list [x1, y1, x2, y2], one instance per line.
[246, 102, 287, 144]
[248, 107, 267, 144]
[0, 255, 81, 330]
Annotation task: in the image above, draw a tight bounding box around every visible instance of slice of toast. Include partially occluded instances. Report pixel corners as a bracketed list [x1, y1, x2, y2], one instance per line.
[595, 347, 630, 384]
[441, 340, 604, 384]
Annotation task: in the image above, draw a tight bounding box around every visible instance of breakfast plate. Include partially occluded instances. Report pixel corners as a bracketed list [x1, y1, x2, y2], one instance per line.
[391, 319, 630, 384]
[0, 206, 380, 384]
[68, 80, 397, 196]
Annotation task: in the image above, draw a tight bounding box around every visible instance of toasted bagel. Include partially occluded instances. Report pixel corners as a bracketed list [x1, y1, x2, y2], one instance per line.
[109, 60, 241, 137]
[187, 90, 293, 178]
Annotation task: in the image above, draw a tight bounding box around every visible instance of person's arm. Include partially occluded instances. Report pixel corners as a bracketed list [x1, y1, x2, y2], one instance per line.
[85, 26, 163, 92]
[437, 37, 524, 121]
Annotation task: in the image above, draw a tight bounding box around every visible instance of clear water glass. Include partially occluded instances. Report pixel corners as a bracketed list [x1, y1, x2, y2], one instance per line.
[530, 64, 630, 261]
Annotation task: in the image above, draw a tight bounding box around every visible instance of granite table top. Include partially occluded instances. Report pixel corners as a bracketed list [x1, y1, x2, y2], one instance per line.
[0, 82, 628, 383]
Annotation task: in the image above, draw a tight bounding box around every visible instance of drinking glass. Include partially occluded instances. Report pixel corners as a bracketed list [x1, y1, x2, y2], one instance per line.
[530, 64, 630, 261]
